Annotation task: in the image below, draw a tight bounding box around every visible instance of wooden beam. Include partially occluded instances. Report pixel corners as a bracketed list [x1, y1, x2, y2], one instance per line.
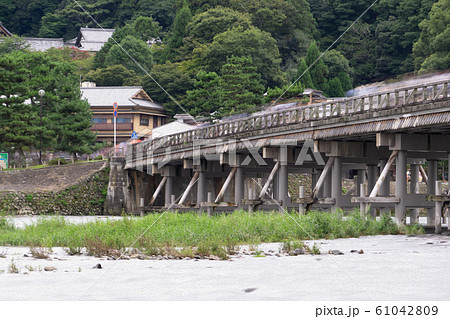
[215, 167, 237, 203]
[149, 177, 167, 206]
[419, 165, 428, 185]
[178, 171, 199, 205]
[369, 150, 398, 197]
[258, 162, 280, 199]
[352, 197, 400, 203]
[312, 157, 335, 198]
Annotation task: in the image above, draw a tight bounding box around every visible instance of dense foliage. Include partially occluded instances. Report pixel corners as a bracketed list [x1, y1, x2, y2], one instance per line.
[1, 0, 448, 118]
[0, 42, 97, 165]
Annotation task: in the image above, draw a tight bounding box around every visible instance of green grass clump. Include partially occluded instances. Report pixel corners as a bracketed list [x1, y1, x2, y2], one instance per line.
[0, 210, 422, 252]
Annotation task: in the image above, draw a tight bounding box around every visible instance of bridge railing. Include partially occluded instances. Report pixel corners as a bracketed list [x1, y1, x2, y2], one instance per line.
[133, 79, 449, 156]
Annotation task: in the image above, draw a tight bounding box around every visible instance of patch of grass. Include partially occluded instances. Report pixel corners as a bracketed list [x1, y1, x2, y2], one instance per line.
[0, 210, 422, 256]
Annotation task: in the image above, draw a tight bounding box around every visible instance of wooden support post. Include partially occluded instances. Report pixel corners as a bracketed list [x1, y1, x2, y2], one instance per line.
[360, 184, 366, 216]
[150, 177, 167, 206]
[259, 162, 280, 199]
[207, 192, 213, 216]
[410, 164, 419, 224]
[248, 188, 254, 213]
[215, 167, 237, 203]
[165, 176, 174, 208]
[170, 194, 176, 212]
[435, 181, 442, 234]
[419, 165, 428, 186]
[278, 163, 288, 212]
[312, 157, 335, 198]
[140, 198, 144, 217]
[235, 167, 244, 208]
[395, 150, 407, 226]
[178, 171, 199, 205]
[298, 186, 305, 217]
[427, 160, 437, 225]
[331, 156, 342, 210]
[370, 150, 399, 197]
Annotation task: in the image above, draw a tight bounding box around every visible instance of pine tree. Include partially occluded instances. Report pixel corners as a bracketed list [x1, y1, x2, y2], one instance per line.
[326, 77, 345, 97]
[220, 56, 264, 116]
[163, 2, 192, 61]
[186, 71, 223, 119]
[305, 42, 329, 92]
[47, 62, 97, 162]
[296, 58, 314, 89]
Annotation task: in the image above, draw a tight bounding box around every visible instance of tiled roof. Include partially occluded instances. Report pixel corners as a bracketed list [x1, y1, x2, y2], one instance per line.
[23, 37, 64, 51]
[80, 86, 165, 111]
[152, 121, 196, 138]
[76, 28, 115, 51]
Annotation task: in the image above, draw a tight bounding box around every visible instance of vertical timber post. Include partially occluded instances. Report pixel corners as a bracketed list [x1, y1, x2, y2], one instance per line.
[427, 160, 437, 225]
[235, 166, 244, 209]
[164, 166, 175, 208]
[410, 164, 420, 224]
[278, 162, 288, 213]
[331, 157, 342, 211]
[367, 164, 377, 217]
[298, 186, 305, 217]
[395, 150, 407, 225]
[380, 158, 390, 215]
[435, 181, 442, 234]
[207, 192, 213, 216]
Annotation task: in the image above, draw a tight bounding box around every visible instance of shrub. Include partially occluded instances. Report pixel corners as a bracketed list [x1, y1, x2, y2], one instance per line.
[48, 158, 68, 166]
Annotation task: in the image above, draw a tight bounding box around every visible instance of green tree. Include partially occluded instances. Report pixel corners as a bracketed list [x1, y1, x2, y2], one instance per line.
[142, 61, 195, 116]
[219, 56, 264, 116]
[322, 49, 353, 92]
[0, 51, 40, 165]
[47, 63, 97, 162]
[186, 6, 251, 44]
[0, 36, 29, 55]
[105, 36, 154, 74]
[327, 77, 345, 97]
[200, 26, 283, 87]
[296, 58, 314, 89]
[163, 2, 192, 61]
[186, 71, 223, 118]
[413, 0, 450, 73]
[305, 42, 329, 92]
[85, 65, 141, 86]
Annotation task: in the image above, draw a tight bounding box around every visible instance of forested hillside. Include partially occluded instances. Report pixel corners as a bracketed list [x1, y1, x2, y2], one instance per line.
[1, 0, 449, 117]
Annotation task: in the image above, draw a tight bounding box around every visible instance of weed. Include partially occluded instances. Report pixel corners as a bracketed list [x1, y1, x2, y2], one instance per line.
[30, 247, 51, 259]
[25, 265, 38, 272]
[282, 240, 306, 253]
[8, 258, 19, 273]
[0, 250, 6, 258]
[64, 245, 83, 256]
[179, 247, 195, 258]
[78, 267, 81, 272]
[306, 243, 321, 255]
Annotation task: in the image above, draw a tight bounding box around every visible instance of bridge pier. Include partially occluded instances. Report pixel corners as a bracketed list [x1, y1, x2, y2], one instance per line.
[410, 163, 420, 224]
[163, 166, 175, 208]
[331, 156, 342, 211]
[427, 160, 438, 225]
[395, 150, 407, 225]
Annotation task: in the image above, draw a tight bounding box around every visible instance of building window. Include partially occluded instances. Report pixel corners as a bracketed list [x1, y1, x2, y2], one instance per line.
[92, 118, 107, 123]
[116, 118, 132, 123]
[140, 116, 149, 126]
[153, 116, 159, 128]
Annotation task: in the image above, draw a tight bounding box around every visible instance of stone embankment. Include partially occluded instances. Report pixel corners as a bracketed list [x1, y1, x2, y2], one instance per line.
[0, 161, 109, 215]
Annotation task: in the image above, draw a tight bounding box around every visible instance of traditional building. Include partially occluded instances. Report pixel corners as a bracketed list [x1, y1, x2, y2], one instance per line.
[22, 37, 64, 52]
[67, 27, 115, 52]
[80, 83, 168, 143]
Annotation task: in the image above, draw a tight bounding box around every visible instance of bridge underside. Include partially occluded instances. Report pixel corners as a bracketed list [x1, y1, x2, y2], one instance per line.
[108, 80, 450, 233]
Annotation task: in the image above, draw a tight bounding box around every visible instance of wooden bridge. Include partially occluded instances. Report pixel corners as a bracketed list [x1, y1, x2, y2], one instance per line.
[106, 78, 450, 232]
